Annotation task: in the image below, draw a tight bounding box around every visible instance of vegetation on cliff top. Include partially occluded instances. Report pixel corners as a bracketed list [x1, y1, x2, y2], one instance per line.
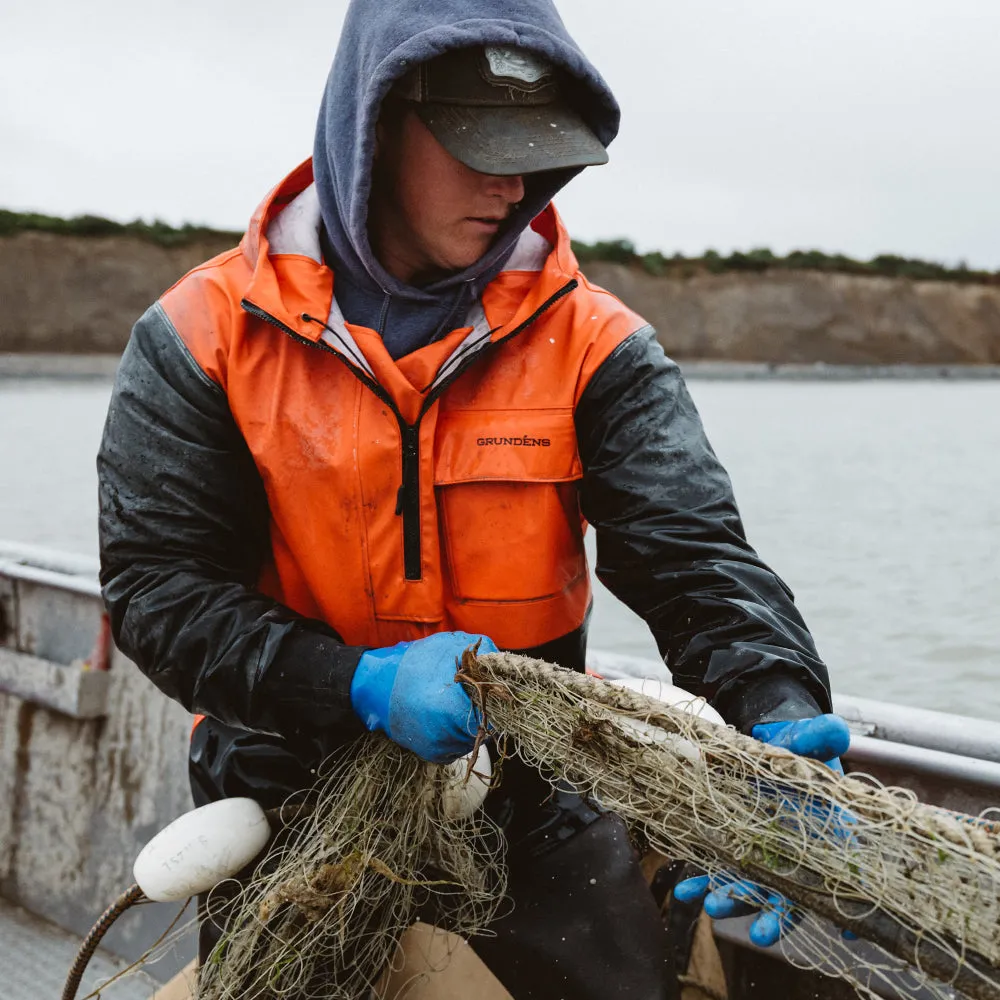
[2, 209, 996, 285]
[571, 238, 1000, 286]
[0, 209, 238, 249]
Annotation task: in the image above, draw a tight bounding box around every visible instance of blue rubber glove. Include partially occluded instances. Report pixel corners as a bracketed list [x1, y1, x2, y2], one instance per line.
[673, 713, 851, 947]
[752, 715, 848, 775]
[349, 631, 497, 764]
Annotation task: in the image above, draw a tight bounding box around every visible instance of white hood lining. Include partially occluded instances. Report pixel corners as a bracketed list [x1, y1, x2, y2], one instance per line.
[266, 184, 323, 262]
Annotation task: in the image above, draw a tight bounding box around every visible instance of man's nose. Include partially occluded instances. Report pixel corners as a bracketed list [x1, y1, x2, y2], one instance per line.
[484, 173, 525, 204]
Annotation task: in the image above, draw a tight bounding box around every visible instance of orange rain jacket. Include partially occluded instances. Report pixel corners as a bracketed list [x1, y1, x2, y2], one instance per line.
[98, 163, 831, 805]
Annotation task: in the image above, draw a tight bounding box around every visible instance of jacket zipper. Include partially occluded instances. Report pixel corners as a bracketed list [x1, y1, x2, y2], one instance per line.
[241, 278, 577, 582]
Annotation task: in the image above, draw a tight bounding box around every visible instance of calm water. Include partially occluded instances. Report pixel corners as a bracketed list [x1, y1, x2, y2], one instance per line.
[1, 376, 997, 719]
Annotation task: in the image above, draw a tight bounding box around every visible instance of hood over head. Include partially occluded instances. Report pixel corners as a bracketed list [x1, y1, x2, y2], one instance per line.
[313, 0, 620, 358]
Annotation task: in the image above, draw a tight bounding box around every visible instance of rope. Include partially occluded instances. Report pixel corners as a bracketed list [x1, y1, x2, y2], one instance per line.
[61, 883, 147, 1000]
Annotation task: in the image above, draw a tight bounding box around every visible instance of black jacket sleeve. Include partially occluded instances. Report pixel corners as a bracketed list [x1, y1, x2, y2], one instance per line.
[97, 303, 367, 761]
[575, 326, 831, 732]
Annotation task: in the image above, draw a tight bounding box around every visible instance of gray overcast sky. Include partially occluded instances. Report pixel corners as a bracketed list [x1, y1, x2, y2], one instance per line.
[2, 1, 999, 267]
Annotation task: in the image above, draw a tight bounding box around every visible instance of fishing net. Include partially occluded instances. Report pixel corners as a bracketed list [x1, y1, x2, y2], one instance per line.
[196, 741, 505, 999]
[198, 649, 1000, 1000]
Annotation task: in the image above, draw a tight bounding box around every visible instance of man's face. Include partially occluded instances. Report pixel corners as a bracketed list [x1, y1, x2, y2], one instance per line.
[371, 109, 526, 284]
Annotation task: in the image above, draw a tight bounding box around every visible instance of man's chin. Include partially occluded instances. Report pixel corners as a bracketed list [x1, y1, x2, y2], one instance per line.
[443, 238, 501, 274]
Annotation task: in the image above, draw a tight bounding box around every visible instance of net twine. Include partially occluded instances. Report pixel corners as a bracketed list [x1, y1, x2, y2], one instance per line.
[196, 742, 505, 999]
[197, 650, 1000, 1000]
[464, 651, 1000, 1000]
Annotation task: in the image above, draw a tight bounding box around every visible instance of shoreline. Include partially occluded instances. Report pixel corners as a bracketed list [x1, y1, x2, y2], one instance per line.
[676, 360, 1000, 380]
[0, 354, 121, 379]
[3, 352, 1000, 382]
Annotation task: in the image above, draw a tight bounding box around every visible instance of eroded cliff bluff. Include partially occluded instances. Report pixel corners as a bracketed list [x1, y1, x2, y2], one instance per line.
[1, 231, 998, 363]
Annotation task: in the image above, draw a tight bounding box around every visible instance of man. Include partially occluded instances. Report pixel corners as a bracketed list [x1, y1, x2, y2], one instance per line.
[98, 0, 848, 996]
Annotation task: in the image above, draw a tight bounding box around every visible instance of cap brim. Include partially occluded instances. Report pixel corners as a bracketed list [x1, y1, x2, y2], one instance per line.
[415, 103, 609, 176]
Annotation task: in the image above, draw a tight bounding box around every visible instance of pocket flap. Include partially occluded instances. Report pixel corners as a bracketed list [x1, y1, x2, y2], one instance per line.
[434, 408, 582, 485]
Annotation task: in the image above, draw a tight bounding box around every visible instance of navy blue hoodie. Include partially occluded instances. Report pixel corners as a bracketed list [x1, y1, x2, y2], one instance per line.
[313, 0, 620, 359]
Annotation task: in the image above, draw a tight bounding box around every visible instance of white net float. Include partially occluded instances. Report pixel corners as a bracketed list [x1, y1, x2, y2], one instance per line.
[133, 797, 271, 902]
[439, 742, 492, 820]
[607, 676, 725, 762]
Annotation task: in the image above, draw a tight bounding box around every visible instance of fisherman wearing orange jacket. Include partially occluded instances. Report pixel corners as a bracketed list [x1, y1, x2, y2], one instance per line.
[98, 1, 848, 995]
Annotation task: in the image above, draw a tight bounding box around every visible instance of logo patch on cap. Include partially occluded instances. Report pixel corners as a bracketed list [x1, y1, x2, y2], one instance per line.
[484, 46, 552, 86]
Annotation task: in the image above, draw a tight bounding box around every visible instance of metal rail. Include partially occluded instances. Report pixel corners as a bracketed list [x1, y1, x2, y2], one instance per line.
[834, 692, 1000, 765]
[846, 733, 1000, 790]
[0, 542, 101, 598]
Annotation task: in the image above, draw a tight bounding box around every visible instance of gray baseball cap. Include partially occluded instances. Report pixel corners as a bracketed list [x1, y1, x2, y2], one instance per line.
[392, 46, 609, 176]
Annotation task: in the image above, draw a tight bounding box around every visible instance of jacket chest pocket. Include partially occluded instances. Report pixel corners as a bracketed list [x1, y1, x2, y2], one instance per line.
[434, 409, 587, 603]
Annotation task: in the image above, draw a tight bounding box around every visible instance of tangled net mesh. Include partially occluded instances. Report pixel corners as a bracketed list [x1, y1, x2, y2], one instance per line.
[196, 739, 505, 999]
[197, 650, 1000, 1000]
